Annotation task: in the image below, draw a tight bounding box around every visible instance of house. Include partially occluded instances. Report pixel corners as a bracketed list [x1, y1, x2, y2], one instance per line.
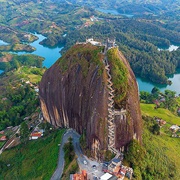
[100, 173, 113, 180]
[125, 167, 133, 179]
[30, 132, 43, 140]
[0, 131, 4, 135]
[34, 87, 39, 92]
[153, 99, 160, 107]
[0, 136, 7, 141]
[2, 97, 7, 101]
[90, 15, 98, 22]
[72, 170, 87, 180]
[100, 173, 117, 180]
[159, 97, 166, 102]
[113, 166, 120, 175]
[156, 119, 166, 126]
[170, 125, 179, 132]
[120, 168, 126, 176]
[177, 108, 180, 115]
[159, 119, 166, 126]
[108, 158, 121, 172]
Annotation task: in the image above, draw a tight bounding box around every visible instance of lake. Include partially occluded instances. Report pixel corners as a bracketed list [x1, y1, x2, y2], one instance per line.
[13, 33, 63, 68]
[137, 69, 180, 94]
[0, 40, 8, 46]
[0, 33, 63, 73]
[96, 8, 134, 18]
[0, 34, 180, 94]
[158, 45, 179, 52]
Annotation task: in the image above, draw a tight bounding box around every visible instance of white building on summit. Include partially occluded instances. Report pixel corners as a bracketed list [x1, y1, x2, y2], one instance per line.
[86, 38, 102, 46]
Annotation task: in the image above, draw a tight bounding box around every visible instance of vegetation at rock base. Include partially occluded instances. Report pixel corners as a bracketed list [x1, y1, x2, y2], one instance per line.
[79, 130, 91, 157]
[125, 139, 146, 168]
[61, 158, 79, 180]
[125, 88, 180, 179]
[62, 137, 79, 179]
[125, 114, 180, 179]
[107, 47, 128, 105]
[104, 150, 115, 162]
[125, 99, 180, 179]
[0, 129, 65, 180]
[58, 44, 104, 77]
[63, 137, 75, 169]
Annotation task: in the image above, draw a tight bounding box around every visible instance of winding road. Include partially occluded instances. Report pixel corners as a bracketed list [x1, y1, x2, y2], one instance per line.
[51, 129, 82, 180]
[51, 129, 104, 180]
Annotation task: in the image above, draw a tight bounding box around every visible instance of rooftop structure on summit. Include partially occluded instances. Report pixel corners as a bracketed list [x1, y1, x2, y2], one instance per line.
[76, 38, 102, 46]
[86, 38, 102, 46]
[76, 38, 116, 50]
[106, 38, 116, 50]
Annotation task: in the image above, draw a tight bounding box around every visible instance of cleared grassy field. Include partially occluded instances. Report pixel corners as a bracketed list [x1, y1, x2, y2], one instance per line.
[15, 66, 46, 84]
[0, 129, 65, 180]
[141, 103, 180, 125]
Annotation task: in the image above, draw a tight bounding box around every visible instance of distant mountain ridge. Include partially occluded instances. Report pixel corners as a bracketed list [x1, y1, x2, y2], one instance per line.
[3, 0, 179, 14]
[61, 0, 180, 7]
[58, 0, 180, 15]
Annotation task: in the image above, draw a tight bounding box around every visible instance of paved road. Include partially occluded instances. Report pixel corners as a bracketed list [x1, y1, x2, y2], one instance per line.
[51, 129, 80, 180]
[51, 129, 104, 180]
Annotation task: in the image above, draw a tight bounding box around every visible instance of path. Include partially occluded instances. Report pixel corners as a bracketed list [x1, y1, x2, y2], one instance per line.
[103, 54, 126, 155]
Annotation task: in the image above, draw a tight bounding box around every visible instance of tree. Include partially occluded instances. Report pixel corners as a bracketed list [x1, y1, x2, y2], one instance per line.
[20, 122, 29, 144]
[133, 167, 142, 180]
[164, 90, 176, 98]
[152, 124, 160, 135]
[164, 90, 176, 110]
[151, 87, 160, 94]
[125, 140, 146, 167]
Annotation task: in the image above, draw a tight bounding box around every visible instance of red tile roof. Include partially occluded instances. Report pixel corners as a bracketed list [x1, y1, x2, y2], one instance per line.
[73, 170, 87, 180]
[0, 131, 4, 134]
[0, 136, 7, 141]
[30, 132, 42, 137]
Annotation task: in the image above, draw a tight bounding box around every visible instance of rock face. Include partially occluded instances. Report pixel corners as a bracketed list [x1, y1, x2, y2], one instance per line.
[39, 43, 142, 159]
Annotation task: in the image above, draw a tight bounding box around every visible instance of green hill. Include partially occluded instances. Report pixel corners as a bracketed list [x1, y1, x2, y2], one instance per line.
[132, 103, 180, 179]
[0, 129, 65, 180]
[141, 103, 180, 126]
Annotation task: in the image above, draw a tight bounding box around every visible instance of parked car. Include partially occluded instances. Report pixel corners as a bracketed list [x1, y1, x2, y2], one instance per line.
[83, 160, 87, 165]
[92, 165, 97, 169]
